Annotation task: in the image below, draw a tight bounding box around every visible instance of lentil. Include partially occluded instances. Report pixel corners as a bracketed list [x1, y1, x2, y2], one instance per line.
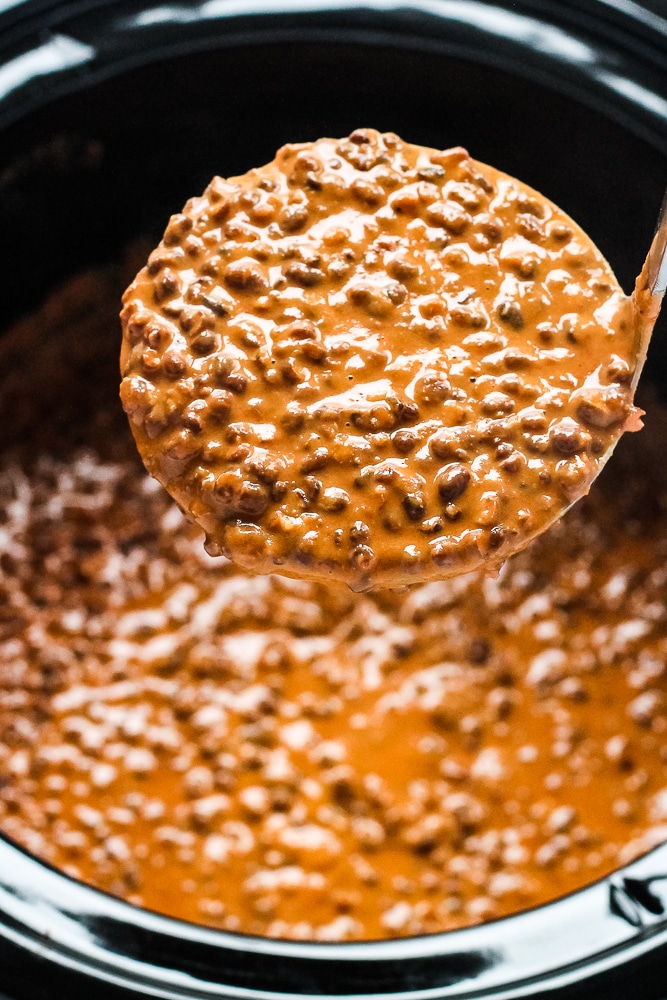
[3, 260, 667, 939]
[120, 130, 643, 591]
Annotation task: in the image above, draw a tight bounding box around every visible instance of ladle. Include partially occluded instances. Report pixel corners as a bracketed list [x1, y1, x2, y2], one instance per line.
[119, 135, 667, 591]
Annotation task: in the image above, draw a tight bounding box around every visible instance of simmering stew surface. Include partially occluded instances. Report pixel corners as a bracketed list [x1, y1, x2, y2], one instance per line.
[2, 253, 667, 939]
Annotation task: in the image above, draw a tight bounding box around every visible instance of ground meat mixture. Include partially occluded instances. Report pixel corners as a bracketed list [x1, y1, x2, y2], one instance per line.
[2, 259, 667, 941]
[120, 129, 642, 592]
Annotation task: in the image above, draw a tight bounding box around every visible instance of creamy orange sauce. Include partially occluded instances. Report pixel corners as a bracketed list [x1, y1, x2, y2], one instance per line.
[3, 260, 667, 940]
[120, 129, 641, 591]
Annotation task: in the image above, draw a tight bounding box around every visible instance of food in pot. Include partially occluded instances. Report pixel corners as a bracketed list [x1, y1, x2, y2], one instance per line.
[3, 259, 667, 940]
[120, 129, 643, 591]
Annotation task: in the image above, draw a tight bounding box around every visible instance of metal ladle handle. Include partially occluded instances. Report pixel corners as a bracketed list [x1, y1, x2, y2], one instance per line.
[645, 187, 667, 296]
[629, 188, 667, 390]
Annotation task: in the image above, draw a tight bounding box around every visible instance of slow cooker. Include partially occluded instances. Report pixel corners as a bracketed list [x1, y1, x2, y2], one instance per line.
[2, 1, 667, 997]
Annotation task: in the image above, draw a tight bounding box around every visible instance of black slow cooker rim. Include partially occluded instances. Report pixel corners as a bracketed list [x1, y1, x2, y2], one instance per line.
[1, 0, 667, 150]
[2, 1, 667, 997]
[3, 829, 667, 997]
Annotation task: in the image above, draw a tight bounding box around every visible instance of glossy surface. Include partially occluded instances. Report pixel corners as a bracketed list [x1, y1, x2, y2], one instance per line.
[3, 254, 667, 946]
[121, 131, 639, 590]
